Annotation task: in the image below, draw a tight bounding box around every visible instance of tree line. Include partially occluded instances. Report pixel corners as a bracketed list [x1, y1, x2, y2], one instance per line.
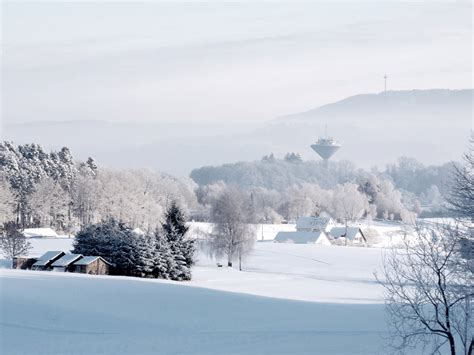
[0, 142, 197, 232]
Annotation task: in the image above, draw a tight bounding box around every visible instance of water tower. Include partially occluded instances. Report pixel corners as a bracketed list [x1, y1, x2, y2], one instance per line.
[311, 127, 341, 168]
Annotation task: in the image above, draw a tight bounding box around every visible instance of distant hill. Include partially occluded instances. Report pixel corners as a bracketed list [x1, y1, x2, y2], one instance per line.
[258, 89, 473, 169]
[3, 89, 472, 176]
[276, 89, 472, 122]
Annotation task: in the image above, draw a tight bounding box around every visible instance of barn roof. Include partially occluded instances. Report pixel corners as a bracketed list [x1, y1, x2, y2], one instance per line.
[296, 217, 333, 230]
[275, 231, 326, 244]
[32, 251, 65, 267]
[51, 254, 83, 267]
[329, 227, 364, 241]
[74, 256, 111, 266]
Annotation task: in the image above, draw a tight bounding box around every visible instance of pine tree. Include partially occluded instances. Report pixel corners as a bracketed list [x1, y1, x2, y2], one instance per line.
[153, 229, 174, 279]
[162, 202, 194, 280]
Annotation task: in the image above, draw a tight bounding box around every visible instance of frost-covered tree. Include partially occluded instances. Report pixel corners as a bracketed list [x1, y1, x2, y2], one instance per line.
[330, 183, 369, 224]
[377, 223, 473, 355]
[0, 221, 31, 267]
[449, 136, 474, 222]
[162, 201, 194, 280]
[0, 177, 15, 224]
[29, 178, 69, 230]
[209, 187, 256, 269]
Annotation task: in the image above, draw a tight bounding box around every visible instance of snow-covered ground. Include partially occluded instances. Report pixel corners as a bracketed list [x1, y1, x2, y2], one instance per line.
[10, 237, 385, 303]
[0, 230, 427, 354]
[0, 269, 396, 355]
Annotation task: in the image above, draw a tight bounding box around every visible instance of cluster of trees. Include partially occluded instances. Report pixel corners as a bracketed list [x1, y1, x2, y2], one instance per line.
[0, 142, 197, 232]
[196, 175, 416, 225]
[73, 203, 195, 280]
[191, 154, 456, 218]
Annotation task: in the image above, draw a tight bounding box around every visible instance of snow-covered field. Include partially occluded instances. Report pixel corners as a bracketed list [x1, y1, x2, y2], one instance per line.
[1, 269, 396, 355]
[0, 229, 415, 354]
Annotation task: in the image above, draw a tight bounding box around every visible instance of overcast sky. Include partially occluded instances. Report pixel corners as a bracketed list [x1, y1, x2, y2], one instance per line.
[1, 1, 472, 126]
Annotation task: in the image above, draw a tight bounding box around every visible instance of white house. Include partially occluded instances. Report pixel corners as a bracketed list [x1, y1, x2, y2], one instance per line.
[329, 227, 366, 245]
[296, 217, 336, 233]
[274, 231, 331, 245]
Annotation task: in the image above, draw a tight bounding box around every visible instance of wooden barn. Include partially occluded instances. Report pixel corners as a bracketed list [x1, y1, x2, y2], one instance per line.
[50, 254, 83, 272]
[31, 251, 66, 270]
[73, 256, 111, 275]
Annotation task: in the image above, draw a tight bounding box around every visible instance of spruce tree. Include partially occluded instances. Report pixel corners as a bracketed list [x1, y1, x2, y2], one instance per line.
[162, 201, 194, 280]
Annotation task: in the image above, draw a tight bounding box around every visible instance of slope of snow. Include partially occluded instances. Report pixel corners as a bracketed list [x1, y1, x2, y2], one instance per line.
[193, 243, 384, 303]
[0, 269, 402, 355]
[9, 238, 385, 304]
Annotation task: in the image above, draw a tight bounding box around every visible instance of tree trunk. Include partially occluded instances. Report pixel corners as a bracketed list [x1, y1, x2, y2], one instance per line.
[227, 260, 232, 267]
[239, 254, 242, 271]
[448, 333, 456, 355]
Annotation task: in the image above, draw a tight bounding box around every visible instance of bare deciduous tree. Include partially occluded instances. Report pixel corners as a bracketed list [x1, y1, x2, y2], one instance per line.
[0, 221, 32, 268]
[209, 187, 256, 269]
[377, 223, 473, 355]
[448, 136, 474, 222]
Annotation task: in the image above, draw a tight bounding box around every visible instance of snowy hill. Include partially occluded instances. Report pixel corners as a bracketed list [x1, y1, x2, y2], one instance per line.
[3, 89, 471, 176]
[1, 269, 394, 355]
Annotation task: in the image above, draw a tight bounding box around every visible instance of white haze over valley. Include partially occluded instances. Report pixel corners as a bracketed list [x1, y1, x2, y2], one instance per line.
[2, 1, 472, 175]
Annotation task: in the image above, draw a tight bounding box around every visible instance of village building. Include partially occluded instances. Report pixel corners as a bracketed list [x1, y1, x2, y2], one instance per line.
[274, 231, 331, 245]
[50, 254, 83, 272]
[31, 251, 66, 270]
[329, 227, 366, 245]
[73, 256, 111, 275]
[296, 217, 336, 233]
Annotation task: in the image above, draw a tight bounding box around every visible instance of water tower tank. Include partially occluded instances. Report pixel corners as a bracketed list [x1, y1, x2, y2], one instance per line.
[311, 136, 341, 168]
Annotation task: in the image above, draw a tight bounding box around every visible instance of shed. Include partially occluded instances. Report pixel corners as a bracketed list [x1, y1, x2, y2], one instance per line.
[31, 251, 66, 270]
[51, 254, 83, 272]
[274, 231, 331, 245]
[296, 217, 335, 233]
[329, 227, 366, 245]
[13, 257, 38, 270]
[73, 256, 111, 275]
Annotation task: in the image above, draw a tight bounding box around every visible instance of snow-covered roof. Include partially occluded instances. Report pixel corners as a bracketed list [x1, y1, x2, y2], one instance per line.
[296, 217, 333, 230]
[329, 227, 365, 241]
[51, 254, 83, 267]
[32, 251, 65, 267]
[73, 256, 111, 266]
[23, 228, 59, 238]
[274, 231, 326, 244]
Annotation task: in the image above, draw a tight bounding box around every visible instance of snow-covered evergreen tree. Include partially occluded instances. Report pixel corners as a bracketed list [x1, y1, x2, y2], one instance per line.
[162, 202, 194, 280]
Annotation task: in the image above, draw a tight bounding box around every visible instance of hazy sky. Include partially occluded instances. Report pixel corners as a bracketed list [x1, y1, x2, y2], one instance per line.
[1, 1, 472, 125]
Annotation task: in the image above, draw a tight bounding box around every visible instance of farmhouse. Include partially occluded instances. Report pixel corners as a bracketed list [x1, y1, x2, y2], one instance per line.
[296, 217, 335, 233]
[31, 251, 66, 270]
[329, 227, 366, 245]
[50, 254, 83, 272]
[73, 256, 111, 275]
[274, 231, 331, 245]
